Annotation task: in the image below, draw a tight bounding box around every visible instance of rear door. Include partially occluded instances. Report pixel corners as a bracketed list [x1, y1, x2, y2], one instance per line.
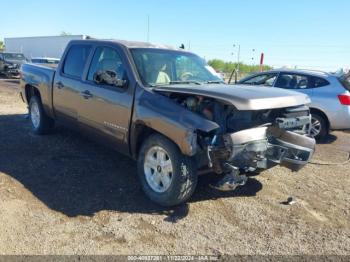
[78, 45, 134, 152]
[53, 44, 92, 125]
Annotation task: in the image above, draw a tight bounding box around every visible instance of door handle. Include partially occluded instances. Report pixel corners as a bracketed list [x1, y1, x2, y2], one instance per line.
[81, 90, 93, 99]
[57, 81, 64, 89]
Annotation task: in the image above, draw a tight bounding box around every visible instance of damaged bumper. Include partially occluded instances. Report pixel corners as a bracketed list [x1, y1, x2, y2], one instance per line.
[223, 126, 315, 172]
[210, 126, 315, 191]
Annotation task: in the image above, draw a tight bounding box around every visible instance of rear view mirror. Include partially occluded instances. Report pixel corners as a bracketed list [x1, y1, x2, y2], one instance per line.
[93, 70, 127, 87]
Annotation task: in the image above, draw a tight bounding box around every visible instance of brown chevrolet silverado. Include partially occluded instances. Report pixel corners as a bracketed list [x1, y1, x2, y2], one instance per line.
[20, 39, 315, 206]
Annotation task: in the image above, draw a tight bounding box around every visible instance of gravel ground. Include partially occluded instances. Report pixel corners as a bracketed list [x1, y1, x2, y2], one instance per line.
[0, 78, 349, 255]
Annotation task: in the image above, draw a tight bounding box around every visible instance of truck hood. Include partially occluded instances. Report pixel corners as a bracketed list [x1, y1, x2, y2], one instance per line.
[153, 84, 311, 110]
[4, 59, 26, 65]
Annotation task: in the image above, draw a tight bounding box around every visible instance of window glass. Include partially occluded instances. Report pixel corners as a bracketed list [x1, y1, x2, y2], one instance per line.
[3, 53, 25, 60]
[63, 45, 92, 78]
[275, 74, 309, 89]
[175, 56, 210, 82]
[131, 48, 221, 86]
[241, 73, 277, 86]
[87, 47, 125, 82]
[312, 77, 329, 88]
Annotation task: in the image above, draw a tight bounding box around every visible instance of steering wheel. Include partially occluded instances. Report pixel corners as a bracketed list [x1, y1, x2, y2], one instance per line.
[180, 72, 194, 81]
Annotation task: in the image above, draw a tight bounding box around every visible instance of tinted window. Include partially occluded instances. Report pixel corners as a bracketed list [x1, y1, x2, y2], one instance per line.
[63, 45, 92, 78]
[312, 77, 329, 88]
[87, 47, 126, 83]
[241, 73, 278, 86]
[275, 73, 310, 89]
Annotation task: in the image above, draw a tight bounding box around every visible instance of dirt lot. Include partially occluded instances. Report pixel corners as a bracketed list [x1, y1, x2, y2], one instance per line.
[0, 78, 349, 255]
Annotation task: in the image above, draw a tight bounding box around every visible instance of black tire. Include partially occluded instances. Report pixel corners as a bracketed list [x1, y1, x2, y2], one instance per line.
[310, 113, 328, 140]
[29, 96, 54, 135]
[137, 134, 198, 206]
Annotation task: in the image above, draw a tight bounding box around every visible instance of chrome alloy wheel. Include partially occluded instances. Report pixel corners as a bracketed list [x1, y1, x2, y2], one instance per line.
[30, 100, 40, 129]
[144, 146, 173, 193]
[310, 116, 322, 137]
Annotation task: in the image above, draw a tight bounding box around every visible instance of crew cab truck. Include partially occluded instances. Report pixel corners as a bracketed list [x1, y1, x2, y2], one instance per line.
[20, 40, 315, 206]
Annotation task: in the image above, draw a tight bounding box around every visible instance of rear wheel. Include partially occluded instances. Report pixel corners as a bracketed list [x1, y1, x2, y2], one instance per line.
[310, 113, 328, 140]
[137, 134, 197, 206]
[29, 96, 54, 134]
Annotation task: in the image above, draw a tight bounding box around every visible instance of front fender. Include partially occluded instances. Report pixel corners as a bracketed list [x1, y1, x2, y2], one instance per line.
[131, 87, 219, 156]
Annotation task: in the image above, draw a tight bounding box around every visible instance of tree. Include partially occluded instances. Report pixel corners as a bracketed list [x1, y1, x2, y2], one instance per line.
[60, 31, 72, 36]
[0, 40, 4, 51]
[208, 59, 272, 75]
[208, 59, 226, 72]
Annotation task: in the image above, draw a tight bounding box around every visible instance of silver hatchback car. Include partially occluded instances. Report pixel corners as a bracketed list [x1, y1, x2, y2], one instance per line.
[238, 69, 350, 139]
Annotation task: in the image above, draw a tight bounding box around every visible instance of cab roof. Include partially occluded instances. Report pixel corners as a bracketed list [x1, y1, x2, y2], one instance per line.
[71, 39, 184, 51]
[266, 68, 332, 78]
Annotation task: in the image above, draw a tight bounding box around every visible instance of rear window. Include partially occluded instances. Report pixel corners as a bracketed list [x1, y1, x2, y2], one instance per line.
[63, 45, 92, 78]
[311, 76, 329, 88]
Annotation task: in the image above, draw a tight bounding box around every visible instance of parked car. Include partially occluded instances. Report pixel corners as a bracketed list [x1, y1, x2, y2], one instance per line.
[31, 57, 60, 68]
[0, 52, 27, 77]
[20, 40, 315, 206]
[238, 69, 350, 139]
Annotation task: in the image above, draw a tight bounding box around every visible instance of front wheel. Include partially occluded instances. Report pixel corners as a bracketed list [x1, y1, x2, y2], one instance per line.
[29, 96, 54, 135]
[137, 134, 197, 206]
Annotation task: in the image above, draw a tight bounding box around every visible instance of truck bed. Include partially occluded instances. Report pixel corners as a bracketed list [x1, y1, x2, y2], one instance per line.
[20, 63, 56, 117]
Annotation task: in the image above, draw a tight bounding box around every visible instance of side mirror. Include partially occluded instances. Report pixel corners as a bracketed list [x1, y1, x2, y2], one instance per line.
[93, 70, 127, 88]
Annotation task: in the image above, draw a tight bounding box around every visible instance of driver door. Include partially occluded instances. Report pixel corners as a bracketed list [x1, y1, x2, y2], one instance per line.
[78, 46, 133, 151]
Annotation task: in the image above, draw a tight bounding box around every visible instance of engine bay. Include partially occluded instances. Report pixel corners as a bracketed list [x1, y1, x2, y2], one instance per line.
[169, 93, 311, 133]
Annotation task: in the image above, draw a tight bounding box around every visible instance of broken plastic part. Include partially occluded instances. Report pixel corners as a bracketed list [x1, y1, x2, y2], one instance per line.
[210, 163, 248, 191]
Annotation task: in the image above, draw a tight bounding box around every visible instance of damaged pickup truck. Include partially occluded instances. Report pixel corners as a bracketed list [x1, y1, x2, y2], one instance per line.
[20, 40, 315, 206]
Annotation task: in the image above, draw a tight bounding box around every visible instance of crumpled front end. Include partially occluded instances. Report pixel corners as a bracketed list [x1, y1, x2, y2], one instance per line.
[155, 89, 316, 191]
[203, 105, 316, 191]
[3, 62, 21, 76]
[222, 126, 315, 171]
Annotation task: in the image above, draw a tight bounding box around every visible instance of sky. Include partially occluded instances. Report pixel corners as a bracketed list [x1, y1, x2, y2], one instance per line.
[1, 0, 349, 71]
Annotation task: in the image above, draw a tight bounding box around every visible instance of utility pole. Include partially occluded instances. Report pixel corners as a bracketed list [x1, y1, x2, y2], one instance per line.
[251, 48, 256, 66]
[147, 15, 150, 42]
[233, 44, 241, 82]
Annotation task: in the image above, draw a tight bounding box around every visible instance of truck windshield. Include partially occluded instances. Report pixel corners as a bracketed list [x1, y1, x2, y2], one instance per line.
[131, 48, 222, 87]
[4, 53, 25, 60]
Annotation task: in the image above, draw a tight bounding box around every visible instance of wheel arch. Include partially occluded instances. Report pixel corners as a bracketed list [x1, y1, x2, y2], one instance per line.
[130, 122, 185, 159]
[25, 84, 41, 104]
[310, 107, 330, 131]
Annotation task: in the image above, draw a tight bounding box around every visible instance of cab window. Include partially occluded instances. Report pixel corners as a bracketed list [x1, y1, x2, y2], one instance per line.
[87, 47, 126, 83]
[63, 45, 92, 78]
